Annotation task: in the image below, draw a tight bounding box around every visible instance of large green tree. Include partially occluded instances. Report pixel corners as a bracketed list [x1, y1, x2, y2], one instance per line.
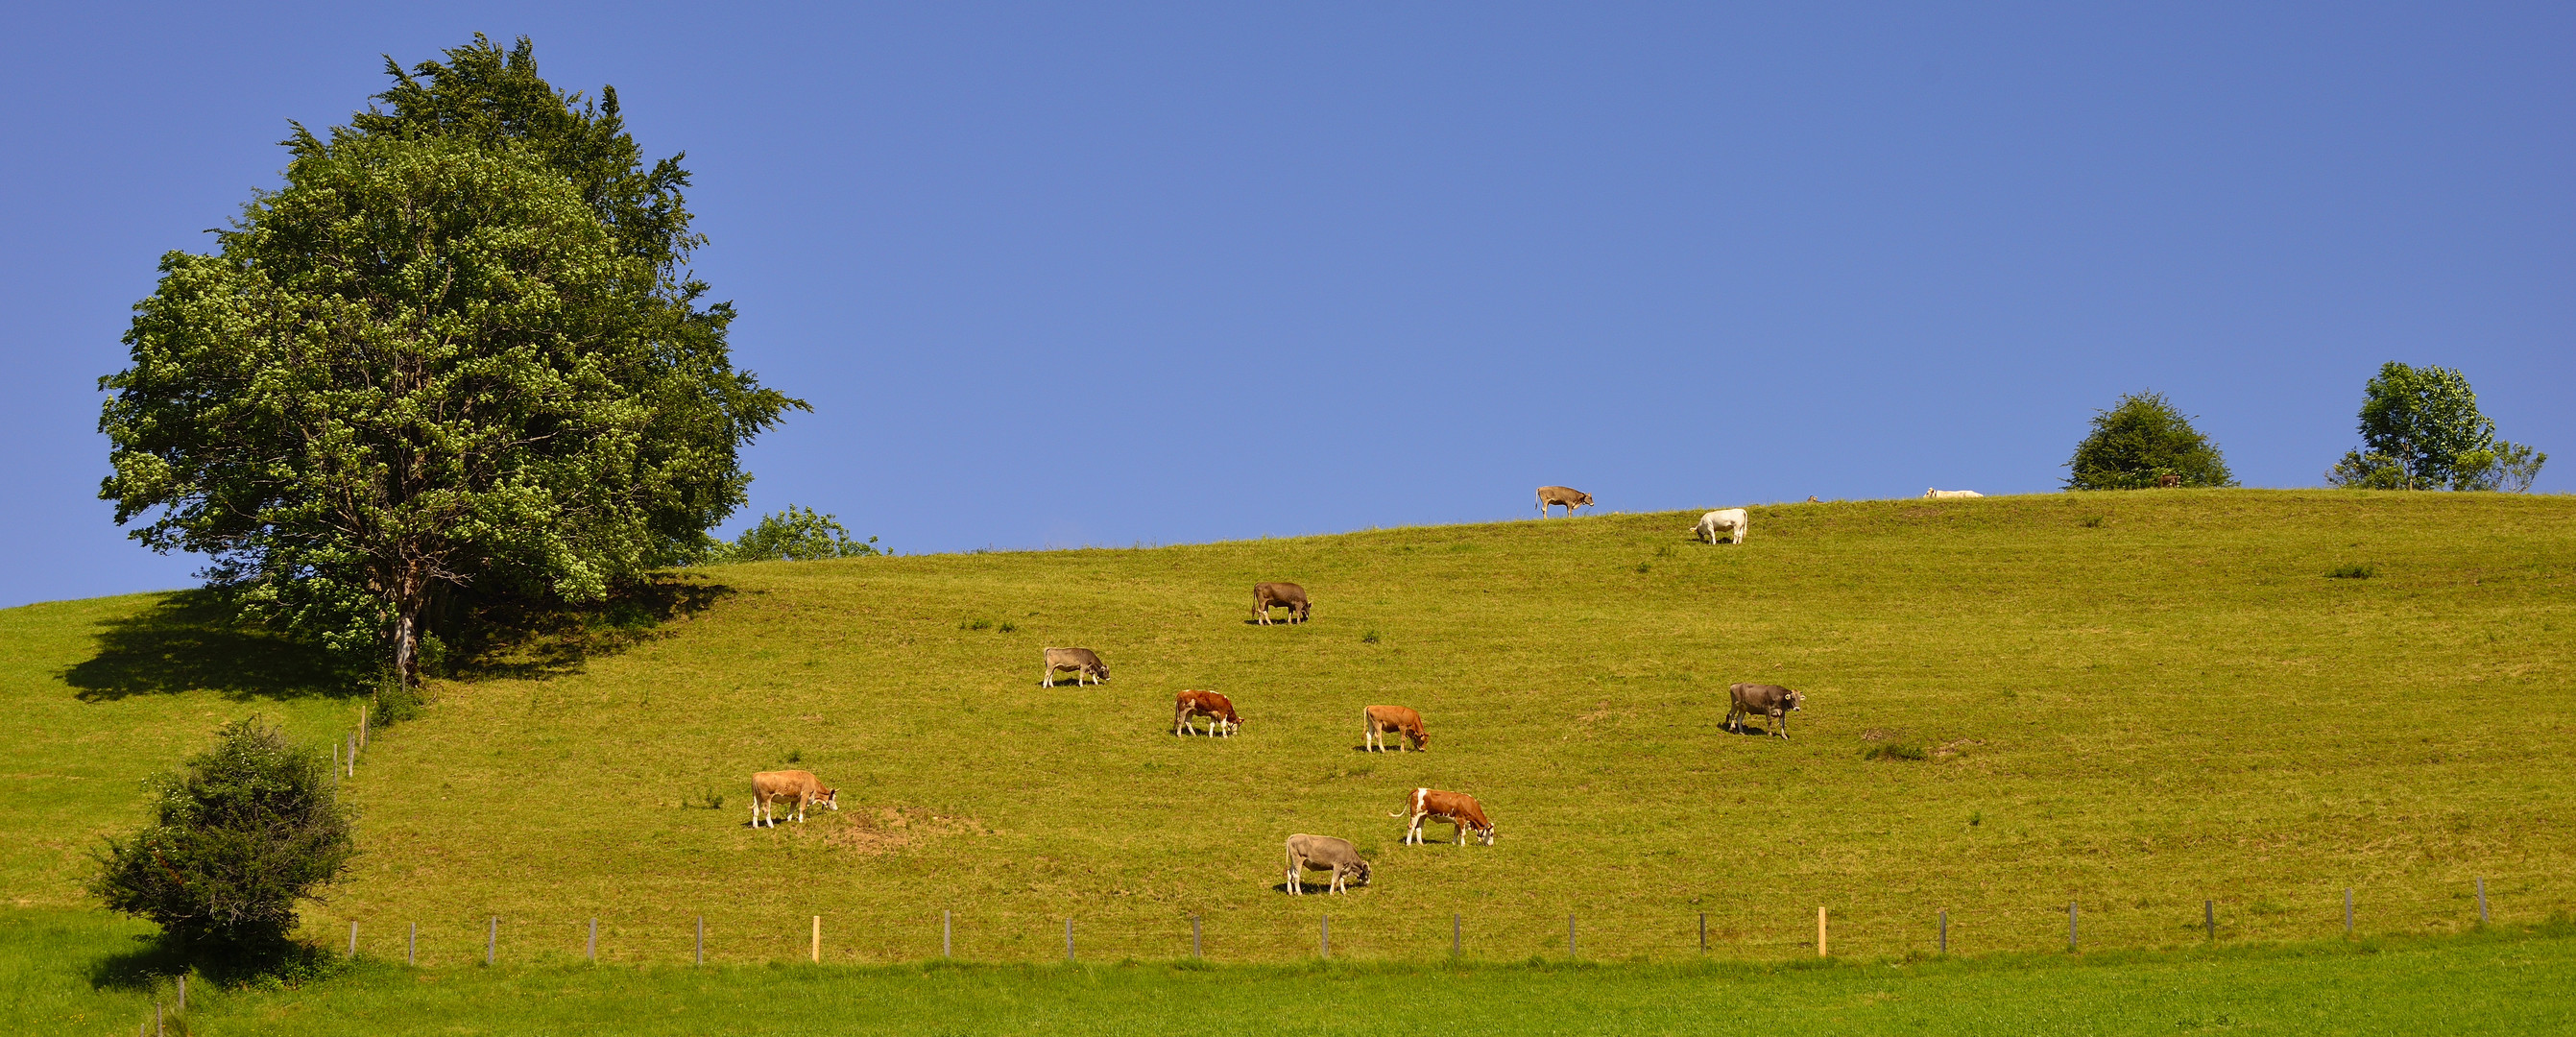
[2063, 391, 2236, 490]
[100, 39, 801, 686]
[2326, 362, 2545, 491]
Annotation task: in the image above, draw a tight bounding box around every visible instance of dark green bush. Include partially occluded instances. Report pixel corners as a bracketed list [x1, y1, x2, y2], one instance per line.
[90, 719, 356, 968]
[2064, 391, 2237, 490]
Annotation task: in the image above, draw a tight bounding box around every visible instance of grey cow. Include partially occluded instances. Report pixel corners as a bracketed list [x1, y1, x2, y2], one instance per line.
[1284, 833, 1371, 895]
[1042, 647, 1110, 687]
[1726, 683, 1806, 738]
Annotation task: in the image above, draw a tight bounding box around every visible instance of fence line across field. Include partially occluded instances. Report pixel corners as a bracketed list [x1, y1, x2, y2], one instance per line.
[336, 877, 2521, 968]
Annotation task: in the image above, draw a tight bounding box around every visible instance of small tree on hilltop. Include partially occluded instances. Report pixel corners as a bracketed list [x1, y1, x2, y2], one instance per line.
[91, 719, 354, 964]
[2064, 391, 2237, 490]
[2326, 361, 2546, 491]
[710, 505, 880, 563]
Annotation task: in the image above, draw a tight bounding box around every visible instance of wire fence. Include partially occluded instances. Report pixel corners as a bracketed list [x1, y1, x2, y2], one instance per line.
[321, 875, 2536, 969]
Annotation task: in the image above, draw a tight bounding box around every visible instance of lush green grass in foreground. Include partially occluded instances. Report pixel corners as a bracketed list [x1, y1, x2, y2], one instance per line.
[4, 490, 2572, 969]
[12, 910, 2572, 1036]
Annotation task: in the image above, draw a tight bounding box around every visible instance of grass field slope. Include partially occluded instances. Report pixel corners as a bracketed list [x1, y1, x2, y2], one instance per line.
[5, 490, 2572, 972]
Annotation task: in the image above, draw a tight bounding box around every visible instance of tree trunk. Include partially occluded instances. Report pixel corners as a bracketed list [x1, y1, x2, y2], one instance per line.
[392, 574, 426, 689]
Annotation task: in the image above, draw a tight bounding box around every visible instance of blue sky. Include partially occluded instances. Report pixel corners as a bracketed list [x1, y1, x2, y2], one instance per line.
[4, 3, 2568, 609]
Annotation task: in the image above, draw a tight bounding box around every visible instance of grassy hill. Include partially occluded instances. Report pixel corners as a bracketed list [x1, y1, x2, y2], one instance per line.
[5, 490, 2571, 970]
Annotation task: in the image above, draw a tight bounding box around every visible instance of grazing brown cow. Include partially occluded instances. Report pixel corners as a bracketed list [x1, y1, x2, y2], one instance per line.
[749, 770, 838, 829]
[1253, 582, 1310, 625]
[1362, 705, 1428, 752]
[1725, 683, 1806, 739]
[2156, 473, 2182, 488]
[1042, 647, 1109, 687]
[1536, 486, 1594, 517]
[1173, 689, 1242, 737]
[1392, 787, 1494, 846]
[1285, 833, 1371, 894]
[1805, 495, 1821, 503]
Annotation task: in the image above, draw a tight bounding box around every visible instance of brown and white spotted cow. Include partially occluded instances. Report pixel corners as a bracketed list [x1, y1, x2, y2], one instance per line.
[1392, 787, 1495, 846]
[1173, 689, 1243, 737]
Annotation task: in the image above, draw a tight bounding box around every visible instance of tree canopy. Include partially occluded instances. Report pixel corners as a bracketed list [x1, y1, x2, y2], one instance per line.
[710, 505, 881, 563]
[90, 719, 353, 959]
[2326, 362, 2545, 491]
[99, 37, 802, 686]
[2063, 391, 2236, 491]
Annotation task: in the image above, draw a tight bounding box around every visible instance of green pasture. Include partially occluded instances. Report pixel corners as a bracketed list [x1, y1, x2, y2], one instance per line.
[4, 490, 2572, 978]
[12, 909, 2573, 1036]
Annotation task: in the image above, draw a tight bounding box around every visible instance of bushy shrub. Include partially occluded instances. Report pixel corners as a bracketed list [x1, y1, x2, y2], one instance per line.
[2063, 391, 2236, 490]
[705, 505, 879, 563]
[90, 719, 355, 965]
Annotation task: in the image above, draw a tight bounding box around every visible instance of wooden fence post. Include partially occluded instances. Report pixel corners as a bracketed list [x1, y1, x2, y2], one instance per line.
[1699, 911, 1707, 952]
[2204, 900, 2214, 940]
[1320, 914, 1330, 959]
[811, 916, 821, 963]
[945, 911, 953, 958]
[696, 916, 704, 966]
[1817, 906, 1827, 958]
[1191, 915, 1201, 958]
[2477, 878, 2489, 924]
[487, 916, 496, 966]
[2068, 902, 2079, 953]
[588, 918, 597, 960]
[1568, 915, 1577, 959]
[1453, 913, 1461, 957]
[1065, 918, 1073, 962]
[409, 922, 417, 965]
[349, 920, 358, 956]
[1938, 909, 1947, 953]
[2345, 889, 2353, 936]
[178, 975, 185, 1013]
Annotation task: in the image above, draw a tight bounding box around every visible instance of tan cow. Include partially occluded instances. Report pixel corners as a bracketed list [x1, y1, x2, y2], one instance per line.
[1726, 683, 1806, 739]
[1923, 488, 1984, 499]
[749, 770, 838, 829]
[1285, 833, 1371, 894]
[1173, 688, 1242, 737]
[1537, 486, 1595, 517]
[2156, 473, 2182, 488]
[1253, 582, 1310, 625]
[1362, 705, 1428, 752]
[1392, 787, 1495, 846]
[1042, 647, 1110, 687]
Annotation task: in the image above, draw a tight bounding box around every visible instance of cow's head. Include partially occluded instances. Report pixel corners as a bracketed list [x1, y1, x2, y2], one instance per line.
[1092, 663, 1111, 682]
[1407, 727, 1429, 750]
[817, 788, 840, 811]
[1786, 691, 1805, 712]
[1347, 859, 1373, 885]
[1474, 821, 1496, 846]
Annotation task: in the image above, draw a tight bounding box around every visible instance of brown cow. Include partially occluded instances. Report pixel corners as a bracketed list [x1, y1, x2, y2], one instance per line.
[749, 770, 838, 829]
[1173, 689, 1242, 737]
[1725, 683, 1806, 739]
[1536, 486, 1594, 517]
[1392, 787, 1494, 846]
[1285, 833, 1371, 894]
[1363, 705, 1428, 752]
[1042, 647, 1110, 687]
[1253, 582, 1310, 625]
[2156, 473, 2182, 488]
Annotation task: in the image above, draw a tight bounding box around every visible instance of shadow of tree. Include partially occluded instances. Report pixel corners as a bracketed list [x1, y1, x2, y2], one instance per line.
[445, 574, 734, 683]
[61, 591, 359, 702]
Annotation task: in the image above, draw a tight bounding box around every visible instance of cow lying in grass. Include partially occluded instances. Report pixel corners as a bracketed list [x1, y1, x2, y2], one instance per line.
[1393, 787, 1494, 846]
[1726, 683, 1805, 739]
[1694, 508, 1748, 544]
[1285, 833, 1370, 894]
[1924, 488, 1984, 499]
[1363, 705, 1428, 752]
[750, 770, 838, 828]
[1173, 689, 1242, 736]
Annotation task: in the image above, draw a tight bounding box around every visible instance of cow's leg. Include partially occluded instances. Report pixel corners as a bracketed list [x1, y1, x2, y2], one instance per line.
[1288, 853, 1301, 895]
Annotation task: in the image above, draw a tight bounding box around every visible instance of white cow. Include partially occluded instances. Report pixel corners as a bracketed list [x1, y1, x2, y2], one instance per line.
[1924, 488, 1984, 499]
[1693, 508, 1748, 544]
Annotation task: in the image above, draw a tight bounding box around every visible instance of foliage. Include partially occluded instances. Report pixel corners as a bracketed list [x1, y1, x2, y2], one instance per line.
[88, 719, 353, 963]
[707, 505, 879, 563]
[2063, 391, 2235, 490]
[2326, 362, 2544, 491]
[98, 36, 804, 688]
